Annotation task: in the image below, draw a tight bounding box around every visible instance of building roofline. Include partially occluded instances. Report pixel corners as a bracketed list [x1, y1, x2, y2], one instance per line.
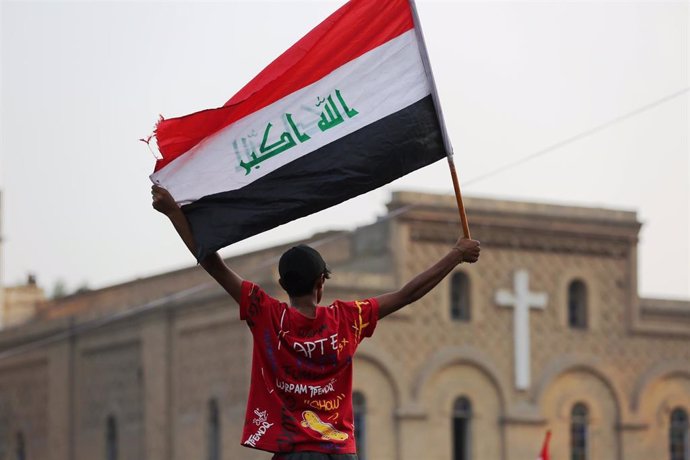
[390, 191, 639, 224]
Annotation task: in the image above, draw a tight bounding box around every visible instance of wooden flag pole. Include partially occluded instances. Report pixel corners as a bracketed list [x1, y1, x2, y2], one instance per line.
[447, 156, 471, 239]
[408, 0, 471, 239]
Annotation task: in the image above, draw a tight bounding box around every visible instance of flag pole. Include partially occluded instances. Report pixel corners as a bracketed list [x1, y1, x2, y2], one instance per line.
[408, 0, 471, 239]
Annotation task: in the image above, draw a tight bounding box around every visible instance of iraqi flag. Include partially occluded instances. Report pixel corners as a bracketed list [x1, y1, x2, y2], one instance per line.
[151, 0, 449, 261]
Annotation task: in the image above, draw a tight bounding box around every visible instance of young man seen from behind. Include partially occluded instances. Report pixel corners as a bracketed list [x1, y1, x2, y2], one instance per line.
[152, 184, 480, 460]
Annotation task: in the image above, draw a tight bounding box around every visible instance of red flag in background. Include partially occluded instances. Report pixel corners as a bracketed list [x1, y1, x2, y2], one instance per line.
[538, 430, 551, 460]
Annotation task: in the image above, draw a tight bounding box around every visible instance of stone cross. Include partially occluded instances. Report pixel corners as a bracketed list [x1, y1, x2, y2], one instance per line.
[495, 269, 548, 390]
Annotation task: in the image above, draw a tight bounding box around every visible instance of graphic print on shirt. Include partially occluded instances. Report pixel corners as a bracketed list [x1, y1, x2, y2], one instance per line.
[240, 279, 378, 452]
[276, 405, 300, 453]
[244, 407, 274, 447]
[253, 408, 269, 425]
[292, 332, 340, 358]
[300, 410, 349, 441]
[352, 300, 371, 343]
[336, 337, 349, 357]
[276, 377, 337, 397]
[304, 393, 346, 412]
[245, 283, 261, 328]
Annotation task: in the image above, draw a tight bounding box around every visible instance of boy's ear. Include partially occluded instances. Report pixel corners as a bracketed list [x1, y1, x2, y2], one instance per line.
[278, 278, 287, 292]
[315, 274, 326, 290]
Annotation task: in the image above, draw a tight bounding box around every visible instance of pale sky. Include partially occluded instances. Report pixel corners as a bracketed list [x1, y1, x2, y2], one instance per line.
[1, 0, 688, 300]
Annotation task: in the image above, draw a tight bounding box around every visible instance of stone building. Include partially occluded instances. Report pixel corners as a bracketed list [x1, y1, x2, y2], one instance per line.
[0, 189, 46, 330]
[0, 191, 3, 329]
[1, 276, 45, 329]
[0, 191, 688, 460]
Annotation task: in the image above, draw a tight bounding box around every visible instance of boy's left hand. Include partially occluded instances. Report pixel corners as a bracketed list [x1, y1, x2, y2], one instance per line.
[151, 185, 179, 216]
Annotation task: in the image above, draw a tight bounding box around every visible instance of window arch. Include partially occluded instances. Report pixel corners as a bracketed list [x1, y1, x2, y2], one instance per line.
[670, 407, 689, 460]
[450, 272, 471, 321]
[568, 280, 588, 329]
[106, 415, 118, 460]
[208, 399, 221, 460]
[452, 396, 472, 460]
[16, 432, 26, 460]
[353, 391, 366, 460]
[570, 403, 589, 460]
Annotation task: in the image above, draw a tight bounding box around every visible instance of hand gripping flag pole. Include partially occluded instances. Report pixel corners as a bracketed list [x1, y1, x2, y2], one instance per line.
[408, 0, 471, 239]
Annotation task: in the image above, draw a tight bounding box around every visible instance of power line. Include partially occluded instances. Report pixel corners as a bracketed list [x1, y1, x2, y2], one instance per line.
[464, 87, 689, 187]
[1, 87, 686, 360]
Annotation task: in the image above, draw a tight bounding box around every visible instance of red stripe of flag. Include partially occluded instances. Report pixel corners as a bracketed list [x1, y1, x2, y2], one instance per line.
[154, 0, 414, 172]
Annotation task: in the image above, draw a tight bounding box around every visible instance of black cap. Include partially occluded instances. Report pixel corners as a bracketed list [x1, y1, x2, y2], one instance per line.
[279, 245, 328, 296]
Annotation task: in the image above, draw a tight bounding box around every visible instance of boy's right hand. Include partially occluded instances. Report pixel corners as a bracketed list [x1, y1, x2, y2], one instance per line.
[151, 185, 179, 216]
[454, 238, 481, 263]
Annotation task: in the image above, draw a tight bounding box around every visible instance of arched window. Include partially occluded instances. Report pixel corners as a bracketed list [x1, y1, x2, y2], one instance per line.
[450, 272, 470, 321]
[106, 415, 118, 460]
[571, 403, 589, 460]
[208, 399, 221, 460]
[568, 280, 588, 329]
[16, 432, 26, 460]
[452, 396, 472, 460]
[353, 391, 366, 460]
[670, 408, 689, 460]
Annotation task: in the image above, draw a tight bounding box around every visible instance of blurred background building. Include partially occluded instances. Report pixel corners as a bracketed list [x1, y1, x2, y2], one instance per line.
[0, 191, 688, 460]
[0, 192, 46, 330]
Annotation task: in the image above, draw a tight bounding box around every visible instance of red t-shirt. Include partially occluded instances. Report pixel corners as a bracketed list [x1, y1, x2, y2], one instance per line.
[239, 281, 379, 454]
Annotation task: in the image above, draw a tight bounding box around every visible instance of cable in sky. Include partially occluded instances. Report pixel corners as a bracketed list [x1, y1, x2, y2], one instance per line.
[1, 88, 687, 360]
[464, 87, 689, 187]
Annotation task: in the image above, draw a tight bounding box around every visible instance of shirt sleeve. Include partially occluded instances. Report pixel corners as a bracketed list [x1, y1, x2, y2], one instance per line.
[239, 280, 274, 328]
[345, 297, 379, 343]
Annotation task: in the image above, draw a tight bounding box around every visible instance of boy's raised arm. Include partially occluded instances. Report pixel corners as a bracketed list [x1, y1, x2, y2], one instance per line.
[151, 185, 243, 303]
[375, 237, 480, 319]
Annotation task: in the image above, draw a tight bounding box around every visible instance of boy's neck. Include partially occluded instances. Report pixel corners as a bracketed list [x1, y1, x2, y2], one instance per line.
[289, 295, 318, 319]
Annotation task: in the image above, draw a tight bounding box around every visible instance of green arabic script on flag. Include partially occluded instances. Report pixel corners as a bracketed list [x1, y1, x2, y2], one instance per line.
[235, 89, 359, 175]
